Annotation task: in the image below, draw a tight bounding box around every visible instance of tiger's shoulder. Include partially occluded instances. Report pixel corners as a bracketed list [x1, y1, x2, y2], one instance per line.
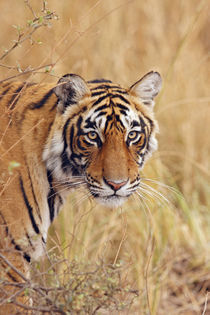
[0, 80, 57, 114]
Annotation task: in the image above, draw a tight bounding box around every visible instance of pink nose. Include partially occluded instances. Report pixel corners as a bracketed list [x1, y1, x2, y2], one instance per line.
[106, 179, 128, 191]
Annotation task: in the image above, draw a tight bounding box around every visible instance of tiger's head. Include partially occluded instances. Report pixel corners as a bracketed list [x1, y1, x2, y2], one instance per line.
[43, 71, 162, 207]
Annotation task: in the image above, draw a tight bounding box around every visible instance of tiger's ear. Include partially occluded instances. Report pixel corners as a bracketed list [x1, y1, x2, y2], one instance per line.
[130, 71, 162, 107]
[54, 74, 90, 113]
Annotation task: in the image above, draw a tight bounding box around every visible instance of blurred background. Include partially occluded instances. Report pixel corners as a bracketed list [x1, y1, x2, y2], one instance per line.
[0, 0, 209, 313]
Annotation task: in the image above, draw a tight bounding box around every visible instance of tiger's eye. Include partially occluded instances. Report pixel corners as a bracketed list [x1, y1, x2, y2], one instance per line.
[87, 131, 98, 140]
[128, 131, 139, 141]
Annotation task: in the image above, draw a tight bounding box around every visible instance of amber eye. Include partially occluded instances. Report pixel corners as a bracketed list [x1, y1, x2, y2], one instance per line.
[87, 131, 98, 141]
[128, 131, 141, 141]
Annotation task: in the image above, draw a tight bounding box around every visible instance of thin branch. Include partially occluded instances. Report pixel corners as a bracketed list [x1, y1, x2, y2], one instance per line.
[0, 63, 55, 84]
[0, 1, 58, 62]
[0, 287, 26, 307]
[12, 300, 66, 314]
[0, 63, 18, 70]
[24, 0, 38, 19]
[0, 253, 28, 282]
[202, 292, 209, 315]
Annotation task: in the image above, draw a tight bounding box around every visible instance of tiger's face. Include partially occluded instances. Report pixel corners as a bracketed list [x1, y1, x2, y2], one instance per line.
[43, 72, 162, 207]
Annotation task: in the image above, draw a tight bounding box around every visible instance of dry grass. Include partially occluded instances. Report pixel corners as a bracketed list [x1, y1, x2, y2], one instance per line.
[0, 0, 210, 314]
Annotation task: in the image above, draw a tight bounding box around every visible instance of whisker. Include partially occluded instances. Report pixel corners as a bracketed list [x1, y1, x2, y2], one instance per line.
[73, 191, 92, 207]
[135, 190, 151, 205]
[141, 177, 182, 197]
[138, 186, 166, 204]
[52, 176, 85, 183]
[48, 183, 87, 198]
[135, 191, 154, 225]
[52, 181, 86, 189]
[139, 182, 170, 205]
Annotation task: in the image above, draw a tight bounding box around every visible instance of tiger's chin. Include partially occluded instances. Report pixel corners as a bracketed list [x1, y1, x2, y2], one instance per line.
[94, 195, 129, 208]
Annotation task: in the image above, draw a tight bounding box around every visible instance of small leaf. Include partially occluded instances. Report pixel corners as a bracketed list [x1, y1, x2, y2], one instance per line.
[27, 20, 33, 26]
[37, 38, 42, 45]
[8, 161, 21, 175]
[24, 288, 29, 296]
[39, 16, 44, 23]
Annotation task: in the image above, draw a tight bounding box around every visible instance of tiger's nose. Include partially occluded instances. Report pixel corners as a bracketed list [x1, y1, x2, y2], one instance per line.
[104, 178, 128, 191]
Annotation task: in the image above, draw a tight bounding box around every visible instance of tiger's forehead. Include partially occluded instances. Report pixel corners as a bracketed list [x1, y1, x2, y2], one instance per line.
[80, 81, 141, 132]
[87, 79, 128, 97]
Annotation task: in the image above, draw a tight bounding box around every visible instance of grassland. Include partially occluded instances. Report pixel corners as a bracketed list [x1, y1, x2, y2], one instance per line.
[0, 0, 209, 313]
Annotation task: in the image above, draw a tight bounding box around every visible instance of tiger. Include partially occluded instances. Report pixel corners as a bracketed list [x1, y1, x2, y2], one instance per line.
[0, 71, 161, 311]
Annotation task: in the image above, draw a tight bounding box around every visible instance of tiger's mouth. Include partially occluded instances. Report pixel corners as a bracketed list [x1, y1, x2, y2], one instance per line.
[88, 183, 138, 207]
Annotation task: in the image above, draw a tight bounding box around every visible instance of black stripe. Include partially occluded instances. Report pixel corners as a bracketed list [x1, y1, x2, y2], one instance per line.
[120, 109, 127, 115]
[29, 89, 54, 109]
[136, 133, 147, 149]
[0, 262, 18, 282]
[68, 125, 84, 173]
[91, 90, 106, 97]
[47, 170, 56, 222]
[88, 79, 112, 84]
[50, 99, 58, 111]
[63, 118, 71, 148]
[92, 95, 109, 107]
[8, 84, 24, 110]
[90, 85, 122, 91]
[11, 240, 31, 263]
[139, 116, 146, 128]
[113, 89, 128, 94]
[19, 177, 40, 234]
[0, 86, 11, 100]
[25, 230, 35, 251]
[76, 116, 83, 130]
[96, 111, 107, 118]
[144, 115, 154, 131]
[0, 212, 31, 263]
[26, 164, 42, 222]
[132, 120, 141, 128]
[0, 211, 9, 235]
[83, 139, 93, 147]
[116, 103, 129, 111]
[94, 104, 108, 112]
[69, 125, 75, 153]
[115, 114, 125, 129]
[69, 125, 83, 159]
[7, 272, 19, 282]
[104, 115, 112, 133]
[48, 121, 53, 133]
[111, 94, 130, 104]
[140, 114, 154, 139]
[84, 117, 96, 129]
[77, 138, 87, 151]
[12, 244, 31, 263]
[61, 118, 71, 172]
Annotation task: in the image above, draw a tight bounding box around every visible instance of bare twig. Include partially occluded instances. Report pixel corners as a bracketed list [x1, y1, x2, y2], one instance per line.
[12, 300, 66, 314]
[0, 253, 28, 282]
[0, 63, 54, 83]
[0, 0, 58, 62]
[202, 292, 209, 315]
[0, 287, 26, 307]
